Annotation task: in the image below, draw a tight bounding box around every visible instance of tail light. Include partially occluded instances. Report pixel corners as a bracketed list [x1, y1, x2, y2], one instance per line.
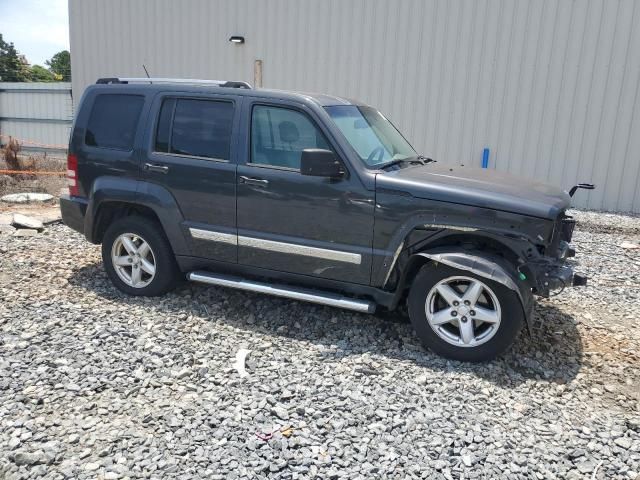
[67, 153, 79, 196]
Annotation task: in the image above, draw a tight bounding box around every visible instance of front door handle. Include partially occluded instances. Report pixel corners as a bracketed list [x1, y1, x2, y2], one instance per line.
[239, 175, 269, 187]
[144, 163, 169, 174]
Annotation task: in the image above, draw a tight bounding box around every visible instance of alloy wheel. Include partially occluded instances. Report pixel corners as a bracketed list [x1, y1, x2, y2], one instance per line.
[111, 233, 157, 288]
[425, 276, 502, 348]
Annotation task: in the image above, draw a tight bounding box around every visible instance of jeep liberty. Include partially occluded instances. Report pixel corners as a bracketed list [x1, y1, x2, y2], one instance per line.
[61, 77, 590, 362]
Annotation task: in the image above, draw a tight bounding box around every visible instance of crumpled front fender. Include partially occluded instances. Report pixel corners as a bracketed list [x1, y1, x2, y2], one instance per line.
[415, 249, 535, 328]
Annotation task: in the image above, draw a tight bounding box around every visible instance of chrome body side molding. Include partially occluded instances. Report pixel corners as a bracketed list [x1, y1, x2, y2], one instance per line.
[238, 236, 362, 265]
[188, 227, 362, 265]
[189, 228, 237, 245]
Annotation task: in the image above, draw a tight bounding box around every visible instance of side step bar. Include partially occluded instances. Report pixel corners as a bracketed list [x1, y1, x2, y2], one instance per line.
[187, 271, 376, 313]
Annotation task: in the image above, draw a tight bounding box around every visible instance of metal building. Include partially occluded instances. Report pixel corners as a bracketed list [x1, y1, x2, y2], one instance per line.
[69, 0, 640, 212]
[0, 82, 72, 154]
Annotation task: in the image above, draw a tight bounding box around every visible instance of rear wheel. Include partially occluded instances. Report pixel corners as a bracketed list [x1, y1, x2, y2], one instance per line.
[102, 216, 179, 296]
[407, 263, 524, 362]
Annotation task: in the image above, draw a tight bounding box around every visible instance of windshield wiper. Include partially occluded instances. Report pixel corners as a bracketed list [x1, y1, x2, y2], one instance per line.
[379, 158, 410, 170]
[379, 155, 435, 170]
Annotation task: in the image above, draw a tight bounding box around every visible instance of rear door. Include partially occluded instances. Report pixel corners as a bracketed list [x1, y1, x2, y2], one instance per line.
[141, 92, 240, 262]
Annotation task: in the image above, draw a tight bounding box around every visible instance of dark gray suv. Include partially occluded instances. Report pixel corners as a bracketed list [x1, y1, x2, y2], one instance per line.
[61, 77, 589, 362]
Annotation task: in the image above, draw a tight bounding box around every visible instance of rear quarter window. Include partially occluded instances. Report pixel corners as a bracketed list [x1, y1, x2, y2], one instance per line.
[85, 94, 145, 150]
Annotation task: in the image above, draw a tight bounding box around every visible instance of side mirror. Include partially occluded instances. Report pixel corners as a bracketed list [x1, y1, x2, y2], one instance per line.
[300, 149, 344, 178]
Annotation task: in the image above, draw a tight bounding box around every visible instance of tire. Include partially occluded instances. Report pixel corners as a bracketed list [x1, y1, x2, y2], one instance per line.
[101, 216, 179, 296]
[407, 262, 524, 362]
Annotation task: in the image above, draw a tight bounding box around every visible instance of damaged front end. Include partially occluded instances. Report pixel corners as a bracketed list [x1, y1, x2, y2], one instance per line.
[520, 212, 587, 298]
[383, 208, 589, 331]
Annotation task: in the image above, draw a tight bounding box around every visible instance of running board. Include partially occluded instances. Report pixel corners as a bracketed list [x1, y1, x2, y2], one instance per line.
[187, 271, 376, 313]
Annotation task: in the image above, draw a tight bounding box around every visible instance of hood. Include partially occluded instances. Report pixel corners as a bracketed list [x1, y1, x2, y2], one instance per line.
[376, 163, 571, 219]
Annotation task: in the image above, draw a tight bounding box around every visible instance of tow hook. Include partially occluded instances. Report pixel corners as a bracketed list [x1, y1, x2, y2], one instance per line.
[572, 273, 588, 287]
[532, 265, 587, 296]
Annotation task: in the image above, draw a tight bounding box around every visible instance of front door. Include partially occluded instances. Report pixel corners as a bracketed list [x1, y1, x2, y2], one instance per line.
[142, 93, 240, 262]
[236, 100, 374, 285]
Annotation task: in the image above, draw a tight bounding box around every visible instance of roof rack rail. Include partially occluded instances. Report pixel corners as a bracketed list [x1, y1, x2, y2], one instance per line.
[95, 77, 252, 89]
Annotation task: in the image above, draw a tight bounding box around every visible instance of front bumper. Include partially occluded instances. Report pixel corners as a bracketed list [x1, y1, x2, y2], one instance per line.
[527, 211, 587, 296]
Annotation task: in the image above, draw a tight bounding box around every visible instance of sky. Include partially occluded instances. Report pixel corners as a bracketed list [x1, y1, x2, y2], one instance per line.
[0, 0, 69, 66]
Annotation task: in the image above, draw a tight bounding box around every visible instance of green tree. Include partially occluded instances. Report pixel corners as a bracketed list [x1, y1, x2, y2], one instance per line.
[45, 50, 70, 81]
[0, 33, 31, 82]
[30, 64, 55, 82]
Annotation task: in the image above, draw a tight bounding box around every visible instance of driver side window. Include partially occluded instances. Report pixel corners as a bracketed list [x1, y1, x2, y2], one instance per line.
[250, 105, 331, 170]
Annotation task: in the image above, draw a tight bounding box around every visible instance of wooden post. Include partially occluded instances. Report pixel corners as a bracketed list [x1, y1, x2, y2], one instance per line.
[254, 59, 263, 88]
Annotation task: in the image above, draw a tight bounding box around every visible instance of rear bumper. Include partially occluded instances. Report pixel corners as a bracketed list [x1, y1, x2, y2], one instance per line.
[60, 194, 87, 235]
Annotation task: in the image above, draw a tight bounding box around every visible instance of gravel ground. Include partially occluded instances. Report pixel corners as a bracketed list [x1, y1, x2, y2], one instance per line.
[0, 209, 639, 479]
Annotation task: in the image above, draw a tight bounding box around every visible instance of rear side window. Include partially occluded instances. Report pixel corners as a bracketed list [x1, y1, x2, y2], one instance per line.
[85, 94, 144, 150]
[155, 98, 234, 160]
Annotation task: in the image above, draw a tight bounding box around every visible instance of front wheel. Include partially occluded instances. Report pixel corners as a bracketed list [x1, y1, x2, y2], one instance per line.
[407, 263, 524, 362]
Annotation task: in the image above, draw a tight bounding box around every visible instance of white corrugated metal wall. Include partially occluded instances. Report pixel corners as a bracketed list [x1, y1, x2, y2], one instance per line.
[0, 82, 73, 153]
[69, 0, 640, 212]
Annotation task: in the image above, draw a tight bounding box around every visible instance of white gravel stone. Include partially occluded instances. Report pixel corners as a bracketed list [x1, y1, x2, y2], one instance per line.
[0, 224, 16, 235]
[12, 228, 38, 237]
[78, 448, 91, 459]
[7, 438, 20, 450]
[11, 213, 44, 230]
[1, 192, 54, 203]
[615, 437, 633, 450]
[84, 462, 101, 471]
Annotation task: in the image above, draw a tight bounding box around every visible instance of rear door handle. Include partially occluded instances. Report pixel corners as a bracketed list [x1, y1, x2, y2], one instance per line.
[239, 175, 269, 187]
[144, 163, 169, 174]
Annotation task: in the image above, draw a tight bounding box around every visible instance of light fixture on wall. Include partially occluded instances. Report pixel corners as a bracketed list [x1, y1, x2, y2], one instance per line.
[229, 35, 245, 44]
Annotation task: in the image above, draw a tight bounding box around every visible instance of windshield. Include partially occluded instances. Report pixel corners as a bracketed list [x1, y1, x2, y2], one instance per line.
[325, 105, 416, 166]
